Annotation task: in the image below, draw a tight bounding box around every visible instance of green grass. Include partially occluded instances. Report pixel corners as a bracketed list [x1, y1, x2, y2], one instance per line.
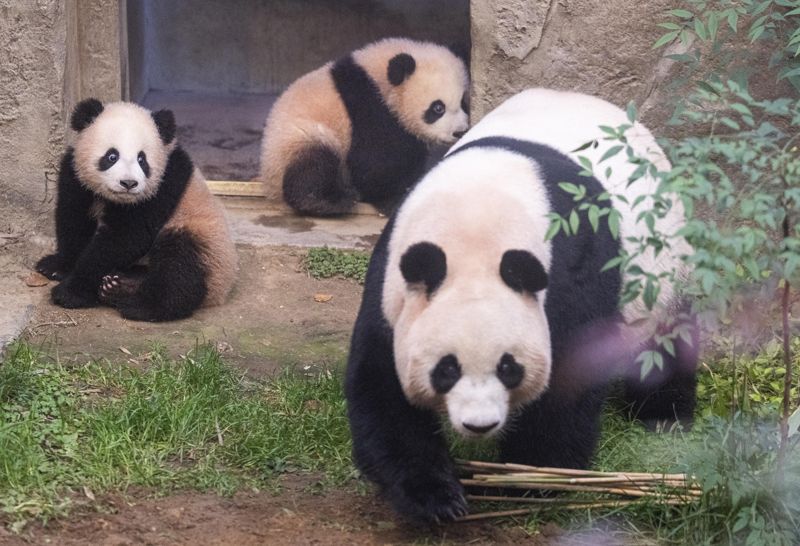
[1, 341, 799, 543]
[304, 247, 371, 284]
[0, 343, 351, 530]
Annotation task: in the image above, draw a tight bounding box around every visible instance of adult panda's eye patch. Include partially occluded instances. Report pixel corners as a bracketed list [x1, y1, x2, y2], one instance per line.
[500, 249, 548, 295]
[496, 353, 524, 389]
[98, 148, 119, 171]
[400, 241, 446, 296]
[424, 100, 446, 124]
[431, 354, 461, 394]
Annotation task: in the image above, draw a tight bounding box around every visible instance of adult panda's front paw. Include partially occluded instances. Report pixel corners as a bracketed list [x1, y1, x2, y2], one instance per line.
[386, 467, 468, 524]
[51, 278, 99, 309]
[36, 254, 70, 281]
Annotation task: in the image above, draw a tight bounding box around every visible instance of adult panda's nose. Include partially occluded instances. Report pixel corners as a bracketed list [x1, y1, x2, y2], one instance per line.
[463, 421, 499, 435]
[119, 179, 138, 190]
[452, 130, 466, 139]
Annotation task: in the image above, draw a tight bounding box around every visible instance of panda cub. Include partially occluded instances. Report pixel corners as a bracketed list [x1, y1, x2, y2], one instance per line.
[260, 38, 469, 216]
[36, 99, 237, 322]
[345, 88, 698, 523]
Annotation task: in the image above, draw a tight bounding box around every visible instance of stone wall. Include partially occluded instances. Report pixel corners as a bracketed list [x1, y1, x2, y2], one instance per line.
[469, 0, 681, 125]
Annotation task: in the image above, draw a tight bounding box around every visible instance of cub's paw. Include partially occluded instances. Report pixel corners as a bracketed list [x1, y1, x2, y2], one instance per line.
[386, 467, 468, 524]
[98, 274, 138, 306]
[36, 254, 69, 281]
[51, 279, 98, 309]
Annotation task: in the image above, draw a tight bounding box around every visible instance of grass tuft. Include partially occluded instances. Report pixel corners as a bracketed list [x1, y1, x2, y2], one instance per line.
[0, 343, 351, 529]
[304, 247, 370, 284]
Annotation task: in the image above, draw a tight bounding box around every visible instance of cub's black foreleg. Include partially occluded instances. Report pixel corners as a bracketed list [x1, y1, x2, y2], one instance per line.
[346, 316, 466, 524]
[101, 230, 208, 322]
[51, 223, 155, 309]
[36, 149, 97, 280]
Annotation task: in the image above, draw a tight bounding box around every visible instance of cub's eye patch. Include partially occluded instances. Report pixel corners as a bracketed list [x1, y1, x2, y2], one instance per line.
[424, 100, 446, 124]
[98, 148, 119, 171]
[496, 353, 524, 389]
[137, 151, 150, 178]
[431, 354, 461, 394]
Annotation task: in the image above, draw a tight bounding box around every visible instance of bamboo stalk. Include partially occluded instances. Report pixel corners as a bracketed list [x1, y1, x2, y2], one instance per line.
[456, 459, 687, 481]
[456, 497, 688, 522]
[460, 479, 702, 498]
[466, 495, 688, 506]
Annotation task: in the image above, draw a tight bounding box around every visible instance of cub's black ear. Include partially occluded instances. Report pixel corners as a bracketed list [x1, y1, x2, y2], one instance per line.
[71, 98, 104, 132]
[500, 250, 548, 295]
[400, 242, 446, 295]
[388, 53, 416, 86]
[152, 109, 176, 145]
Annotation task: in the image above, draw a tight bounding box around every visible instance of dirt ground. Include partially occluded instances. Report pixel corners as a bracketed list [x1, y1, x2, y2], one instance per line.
[3, 475, 547, 546]
[8, 244, 562, 544]
[23, 245, 362, 376]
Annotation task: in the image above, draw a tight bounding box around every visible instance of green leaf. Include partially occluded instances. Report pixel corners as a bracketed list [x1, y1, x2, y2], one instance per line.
[599, 145, 624, 164]
[570, 139, 597, 153]
[626, 101, 637, 123]
[693, 18, 707, 40]
[789, 406, 800, 438]
[569, 210, 580, 235]
[727, 9, 739, 31]
[545, 219, 561, 241]
[667, 9, 693, 19]
[588, 205, 600, 232]
[653, 30, 679, 49]
[558, 182, 581, 195]
[601, 255, 624, 273]
[608, 210, 621, 239]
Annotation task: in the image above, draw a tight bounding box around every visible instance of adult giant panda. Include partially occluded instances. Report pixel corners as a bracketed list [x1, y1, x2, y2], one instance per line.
[260, 38, 469, 216]
[345, 88, 697, 523]
[36, 99, 238, 322]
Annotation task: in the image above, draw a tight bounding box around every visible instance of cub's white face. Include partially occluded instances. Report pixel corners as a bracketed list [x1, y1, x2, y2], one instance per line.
[383, 151, 555, 437]
[359, 39, 470, 145]
[73, 103, 170, 204]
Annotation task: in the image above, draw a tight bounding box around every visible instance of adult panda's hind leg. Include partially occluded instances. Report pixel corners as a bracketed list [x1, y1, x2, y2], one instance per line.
[622, 318, 699, 430]
[282, 145, 358, 216]
[107, 230, 208, 322]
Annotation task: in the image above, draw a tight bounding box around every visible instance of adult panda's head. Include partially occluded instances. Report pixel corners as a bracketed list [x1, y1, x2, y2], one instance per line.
[355, 38, 470, 145]
[70, 99, 176, 204]
[382, 150, 555, 438]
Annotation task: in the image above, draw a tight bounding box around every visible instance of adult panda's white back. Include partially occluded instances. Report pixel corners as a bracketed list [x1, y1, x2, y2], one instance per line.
[453, 88, 690, 326]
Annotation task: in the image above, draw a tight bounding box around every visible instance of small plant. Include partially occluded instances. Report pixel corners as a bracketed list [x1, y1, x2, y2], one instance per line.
[304, 247, 370, 284]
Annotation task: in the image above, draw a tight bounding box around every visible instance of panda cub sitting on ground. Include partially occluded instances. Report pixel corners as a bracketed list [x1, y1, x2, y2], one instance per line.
[345, 88, 698, 523]
[36, 99, 237, 322]
[260, 38, 469, 216]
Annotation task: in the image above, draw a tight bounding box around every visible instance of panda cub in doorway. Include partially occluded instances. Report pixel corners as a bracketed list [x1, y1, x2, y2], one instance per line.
[36, 99, 237, 322]
[345, 89, 698, 523]
[260, 38, 469, 216]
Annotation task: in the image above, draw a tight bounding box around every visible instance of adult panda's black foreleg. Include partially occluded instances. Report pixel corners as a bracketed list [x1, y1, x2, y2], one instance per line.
[100, 230, 207, 322]
[500, 386, 607, 470]
[345, 234, 467, 524]
[282, 145, 358, 216]
[36, 149, 98, 280]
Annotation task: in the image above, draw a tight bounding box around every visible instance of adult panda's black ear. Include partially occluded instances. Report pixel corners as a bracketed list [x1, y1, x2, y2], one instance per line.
[500, 250, 548, 295]
[71, 98, 104, 132]
[388, 53, 416, 86]
[152, 109, 176, 145]
[400, 242, 446, 296]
